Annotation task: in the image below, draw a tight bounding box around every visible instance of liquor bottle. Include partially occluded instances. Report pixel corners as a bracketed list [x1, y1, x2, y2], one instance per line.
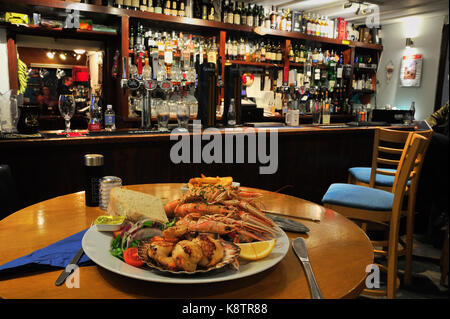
[131, 0, 139, 10]
[129, 25, 135, 50]
[280, 9, 287, 31]
[200, 0, 207, 19]
[234, 1, 241, 25]
[260, 41, 266, 62]
[164, 34, 173, 77]
[231, 37, 238, 60]
[258, 6, 264, 27]
[143, 55, 152, 80]
[225, 37, 232, 60]
[276, 8, 282, 30]
[178, 0, 186, 16]
[276, 42, 282, 63]
[286, 9, 292, 32]
[171, 0, 178, 16]
[154, 0, 162, 13]
[208, 0, 215, 21]
[238, 37, 245, 61]
[252, 5, 259, 27]
[207, 36, 218, 64]
[306, 13, 312, 35]
[227, 1, 236, 23]
[164, 0, 171, 15]
[140, 0, 147, 11]
[315, 14, 320, 36]
[270, 6, 276, 29]
[289, 44, 294, 62]
[222, 0, 229, 22]
[115, 0, 124, 8]
[240, 2, 246, 25]
[148, 0, 154, 12]
[88, 94, 102, 131]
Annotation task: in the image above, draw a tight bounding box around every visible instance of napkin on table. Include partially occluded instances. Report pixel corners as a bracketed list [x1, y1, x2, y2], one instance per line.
[0, 228, 93, 278]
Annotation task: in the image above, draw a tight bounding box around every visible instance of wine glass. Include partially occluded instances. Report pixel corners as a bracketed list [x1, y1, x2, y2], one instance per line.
[58, 94, 76, 133]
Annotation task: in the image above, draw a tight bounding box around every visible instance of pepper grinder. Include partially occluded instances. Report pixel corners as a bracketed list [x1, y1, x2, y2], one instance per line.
[84, 154, 104, 207]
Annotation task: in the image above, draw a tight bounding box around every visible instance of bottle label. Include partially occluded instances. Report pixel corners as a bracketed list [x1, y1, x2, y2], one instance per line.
[88, 123, 102, 131]
[105, 115, 115, 125]
[164, 51, 173, 64]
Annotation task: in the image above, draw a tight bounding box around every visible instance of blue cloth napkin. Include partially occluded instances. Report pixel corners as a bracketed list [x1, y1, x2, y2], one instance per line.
[0, 228, 94, 277]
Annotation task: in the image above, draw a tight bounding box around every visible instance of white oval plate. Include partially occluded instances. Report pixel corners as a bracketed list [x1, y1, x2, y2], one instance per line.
[82, 226, 289, 284]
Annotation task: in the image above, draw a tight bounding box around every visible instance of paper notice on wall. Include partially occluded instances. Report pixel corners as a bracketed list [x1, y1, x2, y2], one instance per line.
[400, 54, 423, 87]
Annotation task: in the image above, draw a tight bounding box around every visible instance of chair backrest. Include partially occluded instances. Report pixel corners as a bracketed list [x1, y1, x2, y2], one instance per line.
[369, 128, 433, 189]
[386, 132, 429, 299]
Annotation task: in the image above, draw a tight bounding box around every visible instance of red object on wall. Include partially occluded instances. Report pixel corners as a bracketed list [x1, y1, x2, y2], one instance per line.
[337, 18, 347, 40]
[72, 66, 89, 82]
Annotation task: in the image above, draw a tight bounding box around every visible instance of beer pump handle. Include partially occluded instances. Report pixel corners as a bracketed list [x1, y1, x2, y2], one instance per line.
[137, 52, 143, 79]
[122, 56, 127, 79]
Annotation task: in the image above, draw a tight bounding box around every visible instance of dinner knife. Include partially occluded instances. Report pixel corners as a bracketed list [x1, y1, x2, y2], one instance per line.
[262, 209, 320, 222]
[292, 237, 323, 299]
[55, 247, 85, 286]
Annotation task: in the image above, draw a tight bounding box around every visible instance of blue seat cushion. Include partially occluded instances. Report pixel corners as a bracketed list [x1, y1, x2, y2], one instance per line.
[322, 183, 394, 211]
[348, 167, 410, 187]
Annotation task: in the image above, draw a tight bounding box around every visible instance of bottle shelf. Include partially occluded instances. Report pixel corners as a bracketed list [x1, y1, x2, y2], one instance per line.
[227, 60, 283, 68]
[0, 22, 118, 38]
[0, 0, 383, 51]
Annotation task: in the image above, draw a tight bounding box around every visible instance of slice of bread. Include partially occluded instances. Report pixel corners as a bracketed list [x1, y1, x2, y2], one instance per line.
[107, 188, 169, 224]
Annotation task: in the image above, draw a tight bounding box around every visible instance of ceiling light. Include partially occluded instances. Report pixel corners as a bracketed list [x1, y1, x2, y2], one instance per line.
[76, 55, 81, 60]
[74, 49, 86, 54]
[59, 53, 66, 60]
[46, 51, 54, 59]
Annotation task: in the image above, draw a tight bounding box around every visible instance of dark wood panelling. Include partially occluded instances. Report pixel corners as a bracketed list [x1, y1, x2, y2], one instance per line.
[1, 128, 375, 210]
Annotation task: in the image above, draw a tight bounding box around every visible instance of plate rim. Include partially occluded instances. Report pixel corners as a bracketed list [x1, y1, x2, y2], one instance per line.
[81, 226, 289, 284]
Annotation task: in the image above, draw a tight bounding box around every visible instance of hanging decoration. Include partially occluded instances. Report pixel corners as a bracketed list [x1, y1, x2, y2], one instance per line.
[385, 60, 394, 85]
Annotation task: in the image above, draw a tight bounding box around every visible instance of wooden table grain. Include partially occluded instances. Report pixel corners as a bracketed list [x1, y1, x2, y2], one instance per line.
[0, 183, 373, 299]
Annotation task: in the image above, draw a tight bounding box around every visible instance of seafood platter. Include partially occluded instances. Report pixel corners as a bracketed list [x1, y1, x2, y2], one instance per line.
[82, 176, 289, 283]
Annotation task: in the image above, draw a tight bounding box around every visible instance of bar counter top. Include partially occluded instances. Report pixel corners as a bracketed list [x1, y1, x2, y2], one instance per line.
[0, 122, 416, 211]
[0, 124, 414, 147]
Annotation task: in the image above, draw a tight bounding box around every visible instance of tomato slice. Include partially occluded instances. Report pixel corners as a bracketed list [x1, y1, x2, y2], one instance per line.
[123, 247, 144, 268]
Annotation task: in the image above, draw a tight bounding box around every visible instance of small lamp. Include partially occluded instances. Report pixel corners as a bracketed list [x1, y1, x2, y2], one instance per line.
[406, 38, 414, 48]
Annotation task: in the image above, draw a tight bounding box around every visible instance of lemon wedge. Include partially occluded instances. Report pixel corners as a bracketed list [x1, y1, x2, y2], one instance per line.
[237, 239, 277, 261]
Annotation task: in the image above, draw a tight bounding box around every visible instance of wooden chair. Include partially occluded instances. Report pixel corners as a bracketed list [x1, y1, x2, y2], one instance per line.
[347, 128, 433, 286]
[322, 132, 429, 298]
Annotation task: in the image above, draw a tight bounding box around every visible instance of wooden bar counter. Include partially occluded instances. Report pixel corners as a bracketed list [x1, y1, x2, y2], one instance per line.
[0, 124, 413, 212]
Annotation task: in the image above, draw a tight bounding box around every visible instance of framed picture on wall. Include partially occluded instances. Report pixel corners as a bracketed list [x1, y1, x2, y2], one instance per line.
[400, 54, 423, 87]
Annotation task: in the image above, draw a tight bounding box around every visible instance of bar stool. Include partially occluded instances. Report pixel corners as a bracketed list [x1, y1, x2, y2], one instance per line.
[322, 132, 429, 298]
[347, 128, 433, 286]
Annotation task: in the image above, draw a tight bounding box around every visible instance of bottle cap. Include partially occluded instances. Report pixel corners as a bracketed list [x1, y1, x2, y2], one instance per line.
[84, 154, 104, 166]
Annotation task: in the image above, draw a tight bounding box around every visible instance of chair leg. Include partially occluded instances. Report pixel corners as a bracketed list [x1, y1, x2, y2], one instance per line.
[387, 217, 401, 299]
[403, 196, 415, 286]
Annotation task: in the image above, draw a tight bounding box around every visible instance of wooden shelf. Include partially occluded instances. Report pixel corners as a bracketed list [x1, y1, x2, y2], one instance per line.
[228, 60, 283, 68]
[352, 89, 376, 94]
[0, 23, 118, 38]
[0, 0, 383, 51]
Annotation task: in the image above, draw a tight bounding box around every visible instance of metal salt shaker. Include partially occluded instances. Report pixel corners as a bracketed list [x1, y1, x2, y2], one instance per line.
[99, 176, 122, 211]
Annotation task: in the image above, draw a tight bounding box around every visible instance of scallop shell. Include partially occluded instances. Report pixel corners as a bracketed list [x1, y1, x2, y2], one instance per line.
[137, 238, 240, 275]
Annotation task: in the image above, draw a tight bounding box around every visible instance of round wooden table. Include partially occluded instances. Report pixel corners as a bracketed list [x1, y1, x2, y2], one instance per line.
[0, 183, 373, 299]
